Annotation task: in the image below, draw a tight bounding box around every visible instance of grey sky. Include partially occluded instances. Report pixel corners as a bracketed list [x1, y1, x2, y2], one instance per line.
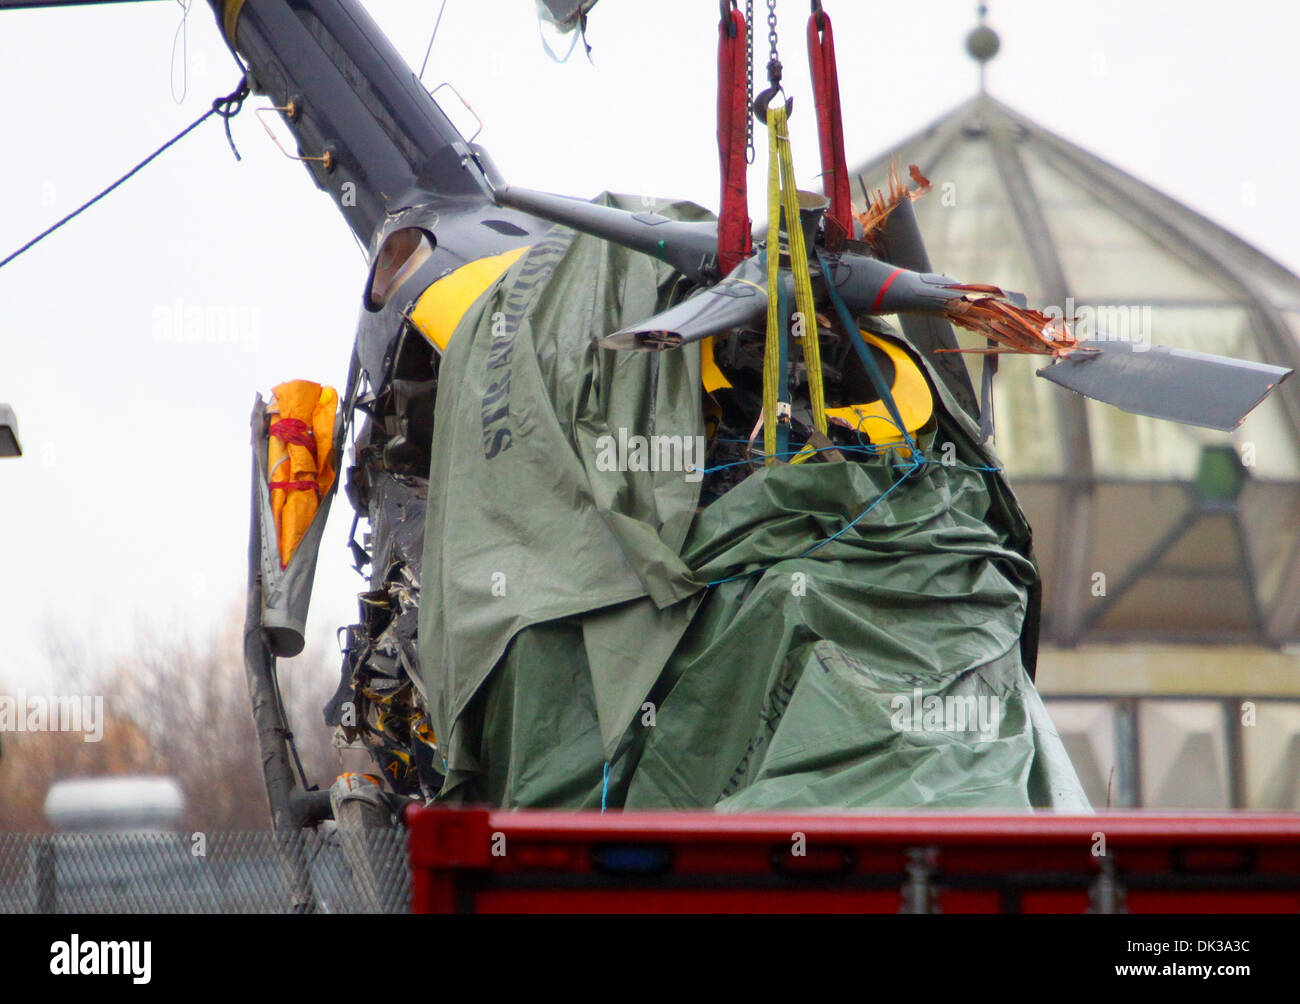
[1, 0, 1297, 685]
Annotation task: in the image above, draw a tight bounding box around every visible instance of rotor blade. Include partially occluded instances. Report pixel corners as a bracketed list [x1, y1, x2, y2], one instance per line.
[601, 256, 767, 350]
[829, 251, 1008, 315]
[1038, 339, 1293, 431]
[493, 185, 719, 283]
[871, 198, 981, 417]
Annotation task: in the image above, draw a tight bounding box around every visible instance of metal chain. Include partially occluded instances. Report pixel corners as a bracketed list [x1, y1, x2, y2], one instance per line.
[767, 0, 779, 66]
[745, 0, 755, 164]
[764, 0, 783, 96]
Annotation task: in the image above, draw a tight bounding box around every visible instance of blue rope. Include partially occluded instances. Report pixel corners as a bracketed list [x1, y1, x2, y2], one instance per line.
[700, 446, 1001, 587]
[700, 436, 1000, 477]
[815, 248, 921, 458]
[703, 457, 914, 587]
[1, 76, 249, 273]
[600, 761, 610, 813]
[701, 441, 883, 475]
[798, 457, 919, 558]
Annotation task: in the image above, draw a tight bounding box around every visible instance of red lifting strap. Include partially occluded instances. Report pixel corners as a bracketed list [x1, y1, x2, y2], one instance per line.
[717, 4, 752, 275]
[807, 7, 853, 242]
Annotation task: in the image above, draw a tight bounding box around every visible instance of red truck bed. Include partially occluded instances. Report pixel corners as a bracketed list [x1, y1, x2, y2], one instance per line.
[405, 806, 1300, 914]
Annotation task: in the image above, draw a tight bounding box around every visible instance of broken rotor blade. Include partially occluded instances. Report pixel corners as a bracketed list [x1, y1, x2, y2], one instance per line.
[601, 255, 768, 350]
[492, 185, 720, 283]
[827, 250, 1028, 317]
[605, 247, 1030, 353]
[1038, 338, 1293, 431]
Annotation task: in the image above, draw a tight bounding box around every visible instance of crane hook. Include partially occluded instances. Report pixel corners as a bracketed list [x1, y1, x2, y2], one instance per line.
[752, 57, 793, 124]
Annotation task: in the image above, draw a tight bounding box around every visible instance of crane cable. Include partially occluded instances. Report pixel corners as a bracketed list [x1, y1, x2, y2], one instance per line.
[0, 75, 250, 274]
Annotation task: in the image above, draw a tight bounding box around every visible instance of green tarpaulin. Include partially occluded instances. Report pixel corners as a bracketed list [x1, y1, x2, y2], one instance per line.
[417, 195, 1088, 811]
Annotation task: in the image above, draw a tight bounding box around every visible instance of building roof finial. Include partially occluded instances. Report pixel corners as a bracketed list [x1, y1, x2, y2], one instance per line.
[966, 3, 1000, 94]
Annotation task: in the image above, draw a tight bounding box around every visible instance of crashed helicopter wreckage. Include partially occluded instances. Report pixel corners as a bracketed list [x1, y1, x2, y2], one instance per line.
[221, 0, 1288, 821]
[6, 1, 1289, 839]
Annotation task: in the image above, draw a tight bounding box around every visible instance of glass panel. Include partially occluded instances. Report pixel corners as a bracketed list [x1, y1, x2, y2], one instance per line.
[1155, 513, 1245, 575]
[988, 353, 1070, 477]
[1239, 482, 1300, 610]
[1138, 700, 1230, 809]
[1021, 153, 1240, 302]
[1092, 575, 1254, 636]
[1236, 391, 1300, 480]
[1005, 481, 1058, 548]
[911, 137, 1045, 302]
[1088, 482, 1193, 589]
[1241, 701, 1300, 810]
[1042, 699, 1121, 808]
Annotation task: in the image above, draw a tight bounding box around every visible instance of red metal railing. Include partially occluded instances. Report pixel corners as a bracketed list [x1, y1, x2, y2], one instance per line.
[406, 806, 1300, 914]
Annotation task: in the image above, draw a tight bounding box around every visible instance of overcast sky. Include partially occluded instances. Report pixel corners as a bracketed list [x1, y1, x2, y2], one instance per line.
[1, 0, 1297, 689]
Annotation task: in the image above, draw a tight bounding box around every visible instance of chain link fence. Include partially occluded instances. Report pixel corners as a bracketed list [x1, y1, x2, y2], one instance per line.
[0, 829, 410, 914]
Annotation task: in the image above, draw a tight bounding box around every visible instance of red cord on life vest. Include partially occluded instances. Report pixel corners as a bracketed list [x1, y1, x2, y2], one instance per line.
[807, 7, 853, 244]
[269, 480, 321, 495]
[269, 418, 322, 496]
[269, 417, 316, 452]
[717, 4, 752, 275]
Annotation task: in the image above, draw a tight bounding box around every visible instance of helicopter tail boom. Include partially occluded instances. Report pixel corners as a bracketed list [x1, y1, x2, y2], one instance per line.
[206, 0, 494, 245]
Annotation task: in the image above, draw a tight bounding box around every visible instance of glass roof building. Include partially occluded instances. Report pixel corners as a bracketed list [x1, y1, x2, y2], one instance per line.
[848, 50, 1300, 809]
